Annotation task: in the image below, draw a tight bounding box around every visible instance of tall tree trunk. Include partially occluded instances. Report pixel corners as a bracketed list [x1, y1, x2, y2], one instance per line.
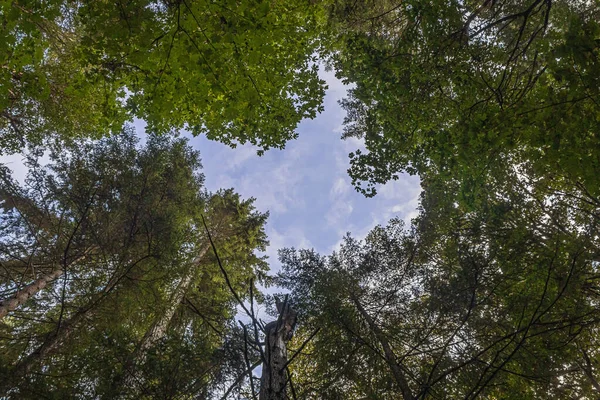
[115, 244, 211, 395]
[352, 295, 414, 400]
[3, 265, 125, 392]
[0, 268, 63, 319]
[0, 249, 95, 320]
[259, 298, 297, 400]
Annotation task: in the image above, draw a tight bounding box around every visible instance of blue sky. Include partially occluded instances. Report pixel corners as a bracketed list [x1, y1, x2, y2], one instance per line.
[181, 69, 422, 272]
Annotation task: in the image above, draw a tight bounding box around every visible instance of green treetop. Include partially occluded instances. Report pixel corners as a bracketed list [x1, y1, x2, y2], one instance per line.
[0, 129, 269, 398]
[277, 173, 600, 399]
[1, 0, 327, 153]
[328, 0, 600, 200]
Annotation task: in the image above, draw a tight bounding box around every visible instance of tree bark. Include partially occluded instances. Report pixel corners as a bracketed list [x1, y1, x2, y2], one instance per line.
[352, 295, 414, 400]
[115, 243, 211, 394]
[0, 268, 63, 319]
[259, 299, 297, 400]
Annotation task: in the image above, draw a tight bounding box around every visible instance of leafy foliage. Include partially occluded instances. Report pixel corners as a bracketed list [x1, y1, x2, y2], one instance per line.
[1, 0, 327, 153]
[2, 1, 600, 398]
[328, 0, 600, 200]
[278, 173, 600, 399]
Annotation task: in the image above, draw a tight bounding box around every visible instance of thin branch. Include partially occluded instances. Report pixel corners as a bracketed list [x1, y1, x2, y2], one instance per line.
[240, 321, 258, 400]
[219, 360, 261, 400]
[200, 214, 256, 323]
[282, 327, 321, 371]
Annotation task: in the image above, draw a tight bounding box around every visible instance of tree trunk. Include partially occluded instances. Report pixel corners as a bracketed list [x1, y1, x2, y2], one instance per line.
[0, 268, 63, 319]
[259, 298, 297, 400]
[4, 266, 124, 392]
[0, 250, 95, 320]
[352, 295, 414, 400]
[259, 325, 289, 400]
[115, 244, 211, 394]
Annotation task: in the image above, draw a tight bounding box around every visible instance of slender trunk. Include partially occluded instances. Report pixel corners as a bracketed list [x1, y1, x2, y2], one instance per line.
[352, 295, 414, 400]
[0, 250, 95, 320]
[3, 268, 124, 392]
[115, 244, 211, 394]
[0, 268, 63, 319]
[259, 299, 297, 400]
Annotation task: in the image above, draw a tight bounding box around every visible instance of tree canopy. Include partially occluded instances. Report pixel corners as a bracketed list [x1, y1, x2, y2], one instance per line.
[2, 0, 600, 398]
[0, 130, 268, 398]
[278, 173, 600, 398]
[1, 0, 326, 153]
[329, 0, 600, 199]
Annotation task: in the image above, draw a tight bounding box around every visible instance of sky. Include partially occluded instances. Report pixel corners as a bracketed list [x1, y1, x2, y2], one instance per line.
[1, 69, 422, 275]
[184, 68, 422, 366]
[179, 69, 422, 272]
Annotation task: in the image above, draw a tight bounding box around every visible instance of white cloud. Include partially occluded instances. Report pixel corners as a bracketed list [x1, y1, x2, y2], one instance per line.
[223, 144, 257, 170]
[330, 177, 350, 198]
[326, 199, 353, 231]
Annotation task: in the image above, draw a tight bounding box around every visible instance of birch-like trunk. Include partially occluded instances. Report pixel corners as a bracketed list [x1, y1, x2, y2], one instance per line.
[4, 267, 124, 392]
[0, 268, 63, 319]
[0, 250, 95, 320]
[116, 244, 211, 394]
